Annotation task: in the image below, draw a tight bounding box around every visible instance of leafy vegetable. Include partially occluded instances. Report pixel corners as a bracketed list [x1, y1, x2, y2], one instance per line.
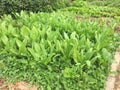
[0, 11, 119, 90]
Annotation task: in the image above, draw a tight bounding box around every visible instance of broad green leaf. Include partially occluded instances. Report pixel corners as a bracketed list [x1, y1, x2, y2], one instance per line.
[64, 32, 69, 40]
[28, 48, 39, 60]
[102, 48, 112, 60]
[30, 26, 39, 41]
[16, 38, 28, 55]
[56, 40, 64, 54]
[86, 38, 91, 49]
[16, 39, 22, 48]
[85, 48, 94, 60]
[86, 60, 91, 67]
[73, 46, 80, 63]
[2, 35, 8, 45]
[33, 42, 40, 53]
[19, 45, 27, 56]
[70, 31, 77, 40]
[21, 26, 30, 37]
[40, 43, 47, 56]
[10, 48, 18, 55]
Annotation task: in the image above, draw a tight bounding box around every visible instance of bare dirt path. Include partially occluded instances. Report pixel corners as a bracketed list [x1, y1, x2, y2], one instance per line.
[114, 67, 120, 90]
[106, 52, 120, 90]
[114, 62, 120, 90]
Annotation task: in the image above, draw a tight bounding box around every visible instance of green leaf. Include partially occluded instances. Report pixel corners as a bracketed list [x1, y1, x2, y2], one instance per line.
[33, 42, 40, 53]
[73, 45, 80, 63]
[30, 26, 39, 41]
[30, 61, 36, 68]
[63, 68, 72, 78]
[56, 40, 64, 54]
[16, 39, 22, 48]
[85, 48, 94, 60]
[64, 32, 69, 39]
[20, 26, 30, 38]
[10, 48, 18, 55]
[86, 60, 91, 67]
[102, 48, 112, 60]
[70, 31, 77, 40]
[2, 35, 8, 45]
[21, 59, 28, 64]
[28, 48, 39, 60]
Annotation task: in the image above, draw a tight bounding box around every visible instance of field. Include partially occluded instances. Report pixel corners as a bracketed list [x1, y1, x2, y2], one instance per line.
[0, 0, 120, 90]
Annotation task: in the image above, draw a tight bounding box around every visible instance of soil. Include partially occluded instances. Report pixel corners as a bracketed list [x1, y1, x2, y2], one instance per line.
[105, 52, 120, 90]
[106, 52, 120, 90]
[114, 64, 120, 90]
[0, 80, 38, 90]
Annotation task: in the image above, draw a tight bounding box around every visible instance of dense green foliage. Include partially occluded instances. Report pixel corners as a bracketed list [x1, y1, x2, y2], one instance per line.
[0, 11, 119, 90]
[86, 0, 120, 8]
[62, 0, 120, 18]
[0, 0, 69, 16]
[0, 0, 120, 90]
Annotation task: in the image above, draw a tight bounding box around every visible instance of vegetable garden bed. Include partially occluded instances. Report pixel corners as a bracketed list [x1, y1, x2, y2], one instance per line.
[0, 11, 119, 90]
